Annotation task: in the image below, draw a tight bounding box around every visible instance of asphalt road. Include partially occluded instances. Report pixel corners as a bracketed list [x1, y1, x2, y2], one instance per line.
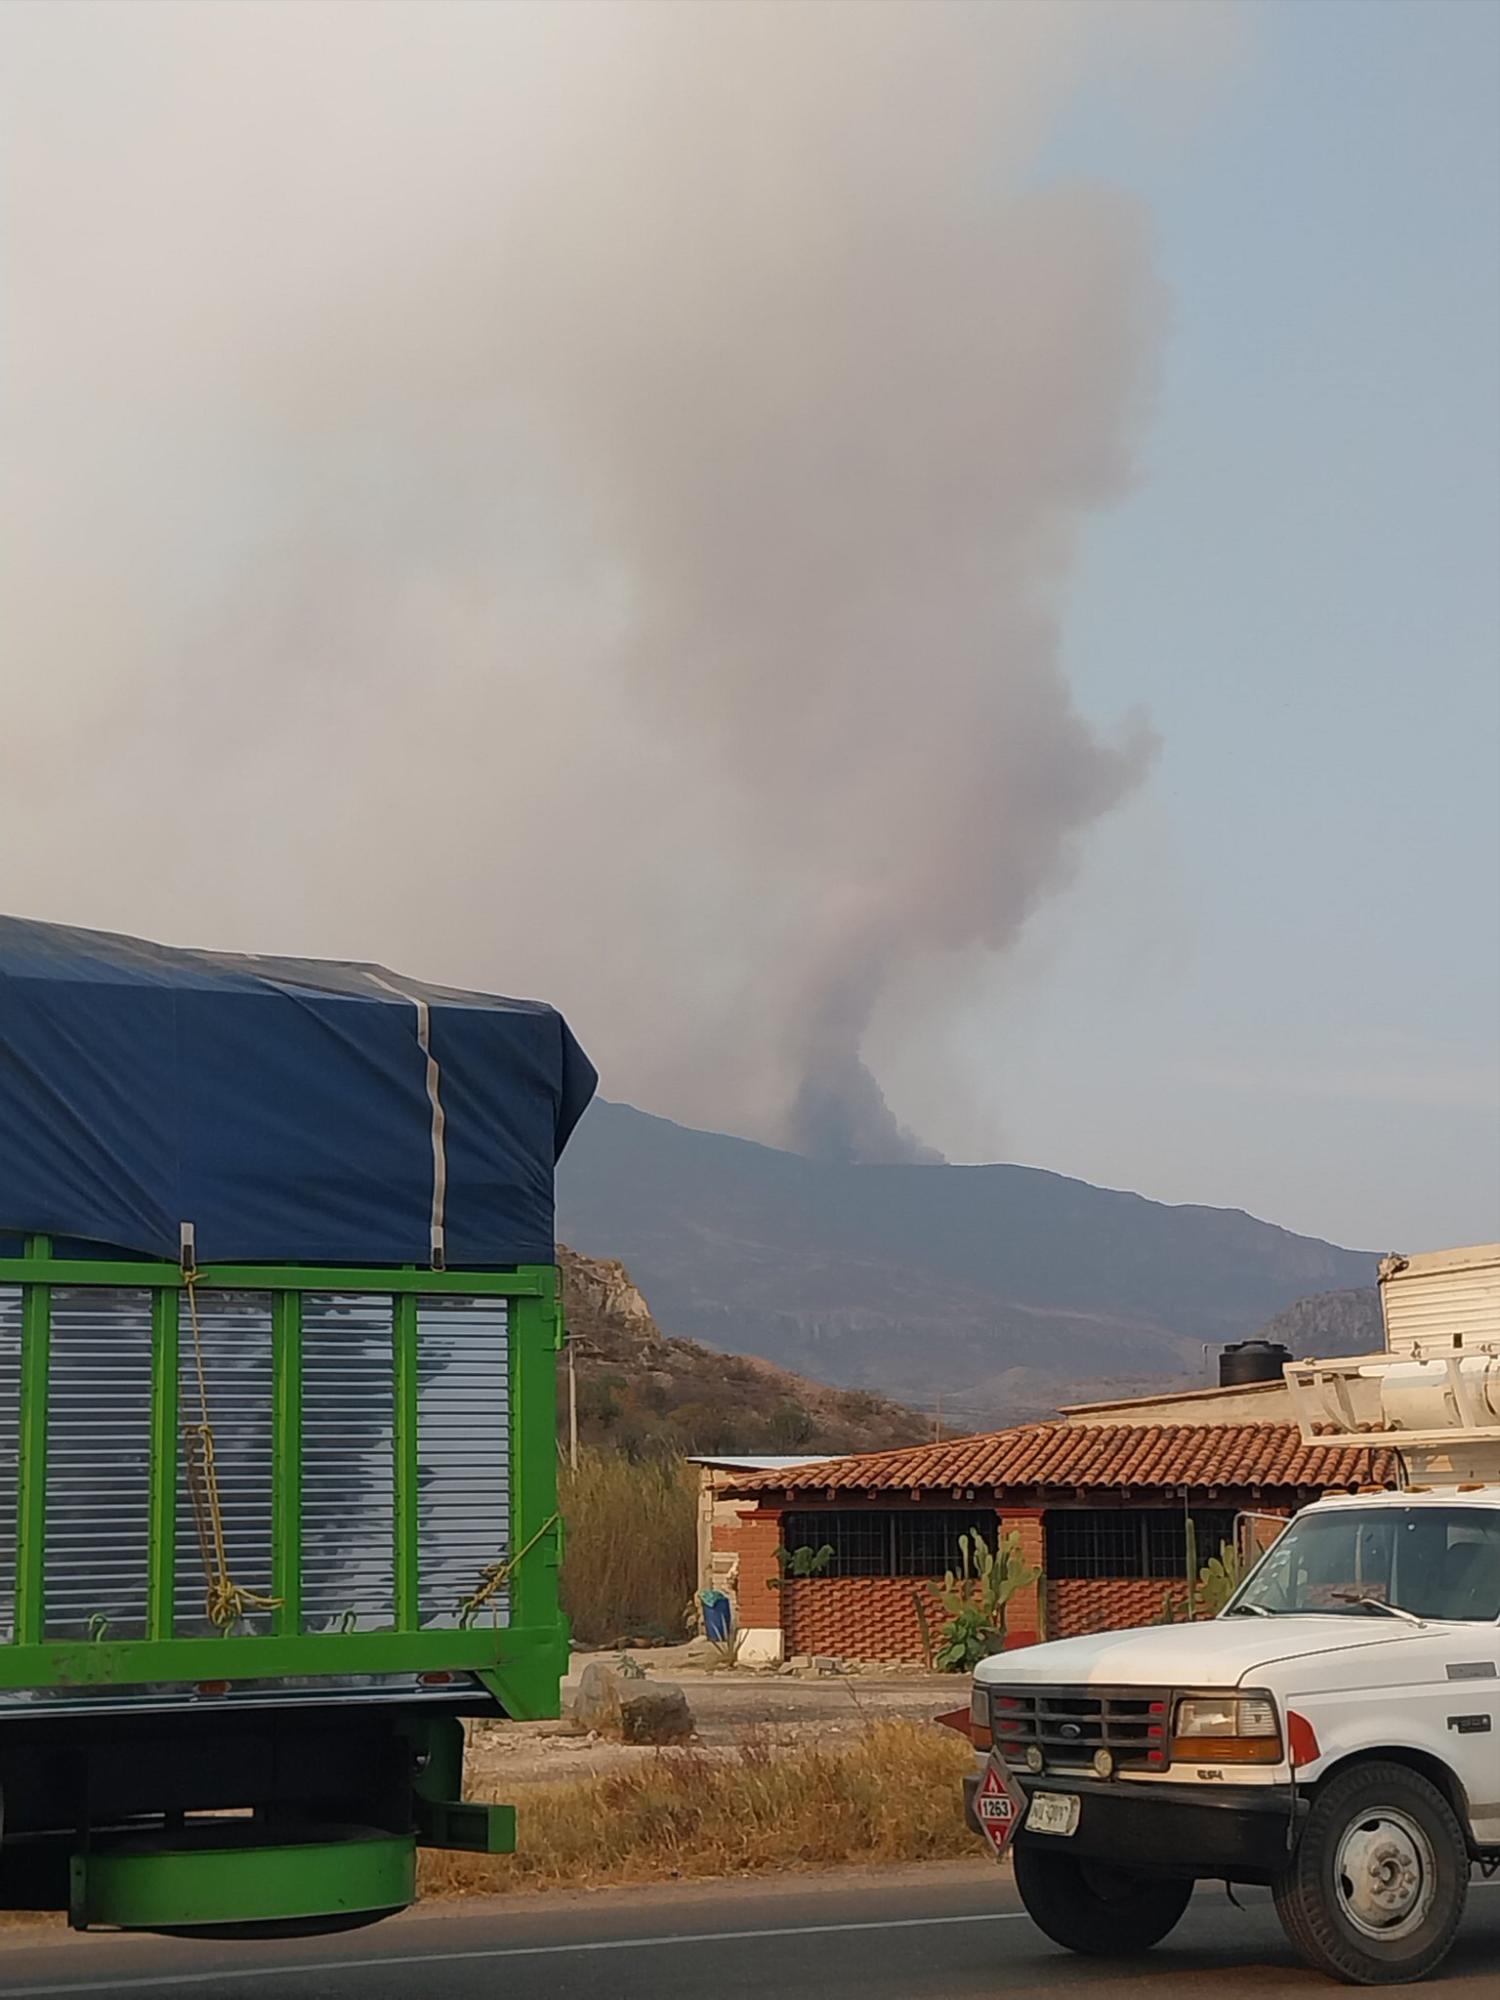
[1, 1862, 1497, 2000]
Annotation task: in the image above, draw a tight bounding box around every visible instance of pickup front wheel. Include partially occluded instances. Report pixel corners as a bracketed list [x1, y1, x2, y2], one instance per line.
[1274, 1761, 1469, 1985]
[1012, 1843, 1192, 1955]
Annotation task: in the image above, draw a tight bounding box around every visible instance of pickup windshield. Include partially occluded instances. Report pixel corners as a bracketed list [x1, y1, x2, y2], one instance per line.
[1230, 1506, 1500, 1622]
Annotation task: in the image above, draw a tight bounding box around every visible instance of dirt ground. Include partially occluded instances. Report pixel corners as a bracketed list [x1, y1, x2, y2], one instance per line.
[465, 1645, 961, 1792]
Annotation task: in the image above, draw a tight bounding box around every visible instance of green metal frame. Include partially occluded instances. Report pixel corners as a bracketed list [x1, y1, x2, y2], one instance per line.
[405, 1711, 518, 1855]
[70, 1828, 418, 1931]
[1, 1240, 567, 1721]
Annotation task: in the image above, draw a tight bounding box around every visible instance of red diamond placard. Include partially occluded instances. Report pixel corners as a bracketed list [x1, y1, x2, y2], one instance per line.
[974, 1756, 1024, 1857]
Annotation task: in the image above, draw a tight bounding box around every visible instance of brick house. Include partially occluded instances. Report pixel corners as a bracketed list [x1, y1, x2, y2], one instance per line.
[713, 1422, 1397, 1664]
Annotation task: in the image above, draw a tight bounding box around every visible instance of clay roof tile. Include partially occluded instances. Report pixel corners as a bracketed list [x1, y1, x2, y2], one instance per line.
[720, 1421, 1399, 1498]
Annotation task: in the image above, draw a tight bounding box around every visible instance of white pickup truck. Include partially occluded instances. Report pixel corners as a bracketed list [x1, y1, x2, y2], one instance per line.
[966, 1244, 1500, 1986]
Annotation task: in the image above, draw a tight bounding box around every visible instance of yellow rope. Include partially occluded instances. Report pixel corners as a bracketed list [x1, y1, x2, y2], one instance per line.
[181, 1267, 281, 1631]
[459, 1513, 559, 1628]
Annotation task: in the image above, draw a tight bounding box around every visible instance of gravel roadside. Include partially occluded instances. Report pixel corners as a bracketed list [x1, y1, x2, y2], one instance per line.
[465, 1647, 961, 1791]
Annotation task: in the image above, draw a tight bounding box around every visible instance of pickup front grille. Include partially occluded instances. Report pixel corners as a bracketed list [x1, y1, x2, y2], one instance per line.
[987, 1685, 1171, 1771]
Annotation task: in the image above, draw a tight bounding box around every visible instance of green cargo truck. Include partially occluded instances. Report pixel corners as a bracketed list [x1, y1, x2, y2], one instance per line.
[0, 917, 595, 1937]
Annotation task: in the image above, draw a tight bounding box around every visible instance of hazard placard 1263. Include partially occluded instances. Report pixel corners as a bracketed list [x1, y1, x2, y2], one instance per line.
[974, 1756, 1024, 1857]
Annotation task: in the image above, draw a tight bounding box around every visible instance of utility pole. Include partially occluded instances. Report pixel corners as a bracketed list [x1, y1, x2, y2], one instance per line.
[561, 1332, 607, 1472]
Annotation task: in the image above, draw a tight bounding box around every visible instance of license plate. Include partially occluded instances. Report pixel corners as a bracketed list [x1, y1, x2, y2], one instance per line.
[1025, 1790, 1081, 1838]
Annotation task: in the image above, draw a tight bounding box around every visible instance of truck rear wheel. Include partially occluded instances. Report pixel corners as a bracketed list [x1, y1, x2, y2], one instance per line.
[1274, 1761, 1469, 1986]
[1012, 1842, 1193, 1955]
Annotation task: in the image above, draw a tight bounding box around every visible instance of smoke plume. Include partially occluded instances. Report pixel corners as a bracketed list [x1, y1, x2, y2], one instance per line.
[0, 2, 1229, 1162]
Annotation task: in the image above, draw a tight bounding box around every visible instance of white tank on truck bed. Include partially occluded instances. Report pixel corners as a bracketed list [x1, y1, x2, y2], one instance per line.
[1285, 1243, 1500, 1487]
[1380, 1244, 1500, 1356]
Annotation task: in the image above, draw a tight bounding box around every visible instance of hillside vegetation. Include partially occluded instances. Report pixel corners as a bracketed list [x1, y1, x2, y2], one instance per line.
[559, 1245, 928, 1457]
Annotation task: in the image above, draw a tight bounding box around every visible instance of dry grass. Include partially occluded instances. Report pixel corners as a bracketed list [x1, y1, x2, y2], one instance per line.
[559, 1447, 698, 1645]
[420, 1718, 977, 1897]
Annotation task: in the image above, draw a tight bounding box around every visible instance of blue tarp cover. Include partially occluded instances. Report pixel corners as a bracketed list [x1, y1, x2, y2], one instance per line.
[0, 916, 596, 1266]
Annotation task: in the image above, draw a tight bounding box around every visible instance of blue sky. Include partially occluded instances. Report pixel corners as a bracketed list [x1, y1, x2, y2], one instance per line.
[903, 0, 1499, 1250]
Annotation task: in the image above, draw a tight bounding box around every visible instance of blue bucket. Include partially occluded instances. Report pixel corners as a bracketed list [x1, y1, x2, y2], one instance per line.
[699, 1588, 732, 1644]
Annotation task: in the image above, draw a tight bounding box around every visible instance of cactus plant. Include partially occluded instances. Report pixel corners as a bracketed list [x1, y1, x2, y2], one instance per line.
[1153, 1539, 1243, 1624]
[933, 1529, 1041, 1671]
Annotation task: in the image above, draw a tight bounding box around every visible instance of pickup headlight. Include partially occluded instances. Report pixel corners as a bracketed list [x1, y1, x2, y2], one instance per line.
[969, 1682, 993, 1752]
[1172, 1692, 1281, 1764]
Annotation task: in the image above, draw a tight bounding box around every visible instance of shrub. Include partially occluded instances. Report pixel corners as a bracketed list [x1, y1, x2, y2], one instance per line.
[560, 1448, 697, 1645]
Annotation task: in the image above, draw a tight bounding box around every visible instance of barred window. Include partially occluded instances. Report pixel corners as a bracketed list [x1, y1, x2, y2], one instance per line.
[781, 1509, 998, 1579]
[1045, 1511, 1142, 1580]
[895, 1511, 999, 1577]
[1147, 1510, 1238, 1580]
[1046, 1510, 1239, 1580]
[782, 1510, 890, 1578]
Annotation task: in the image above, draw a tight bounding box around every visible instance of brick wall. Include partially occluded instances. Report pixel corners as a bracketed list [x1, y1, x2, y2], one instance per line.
[781, 1576, 946, 1661]
[1003, 1510, 1043, 1647]
[1047, 1577, 1173, 1638]
[775, 1507, 1046, 1662]
[712, 1501, 1050, 1660]
[1245, 1509, 1292, 1554]
[715, 1503, 783, 1629]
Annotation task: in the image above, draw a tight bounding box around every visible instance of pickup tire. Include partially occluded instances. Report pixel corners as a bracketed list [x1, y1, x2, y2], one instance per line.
[1274, 1761, 1469, 1986]
[1012, 1843, 1192, 1955]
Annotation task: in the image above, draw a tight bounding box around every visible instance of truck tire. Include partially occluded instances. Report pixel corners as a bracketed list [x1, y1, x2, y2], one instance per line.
[1012, 1842, 1193, 1955]
[1273, 1761, 1469, 1986]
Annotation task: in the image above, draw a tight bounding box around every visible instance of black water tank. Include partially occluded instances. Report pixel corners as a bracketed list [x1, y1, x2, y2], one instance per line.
[1218, 1339, 1292, 1388]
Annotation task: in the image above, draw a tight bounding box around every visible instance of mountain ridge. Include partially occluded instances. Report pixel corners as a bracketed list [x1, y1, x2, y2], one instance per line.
[557, 1100, 1377, 1421]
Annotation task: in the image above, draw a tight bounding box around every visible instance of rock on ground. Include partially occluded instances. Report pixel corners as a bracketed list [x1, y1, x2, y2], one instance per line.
[572, 1660, 625, 1734]
[570, 1661, 696, 1745]
[616, 1683, 695, 1745]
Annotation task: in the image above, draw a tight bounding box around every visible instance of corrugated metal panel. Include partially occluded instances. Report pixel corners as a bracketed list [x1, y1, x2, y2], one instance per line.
[416, 1296, 509, 1629]
[301, 1293, 396, 1632]
[1382, 1248, 1500, 1357]
[0, 1287, 21, 1643]
[176, 1290, 276, 1636]
[45, 1288, 154, 1641]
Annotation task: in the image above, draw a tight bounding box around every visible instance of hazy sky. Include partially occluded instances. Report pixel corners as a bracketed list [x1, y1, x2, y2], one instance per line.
[877, 0, 1500, 1251]
[1, 1, 1495, 1252]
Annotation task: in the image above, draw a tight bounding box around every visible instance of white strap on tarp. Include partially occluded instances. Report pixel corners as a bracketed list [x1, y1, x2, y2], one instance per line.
[368, 973, 448, 1268]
